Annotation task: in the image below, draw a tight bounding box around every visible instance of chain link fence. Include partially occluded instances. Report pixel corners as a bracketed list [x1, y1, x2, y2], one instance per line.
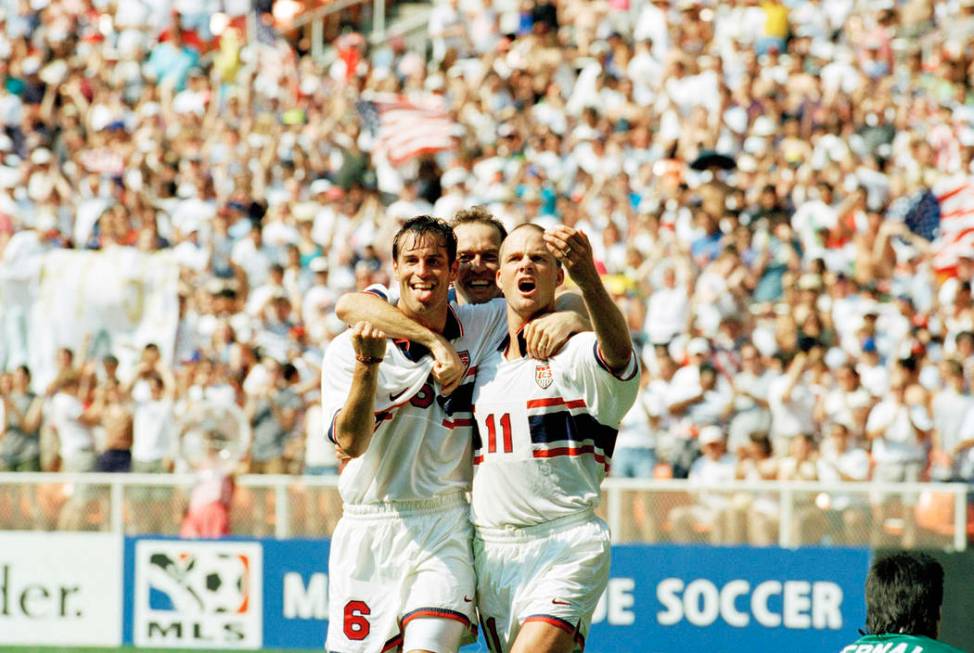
[602, 480, 972, 551]
[0, 473, 969, 551]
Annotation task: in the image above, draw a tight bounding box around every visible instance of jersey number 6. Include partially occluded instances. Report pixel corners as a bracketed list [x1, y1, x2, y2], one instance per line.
[344, 600, 371, 640]
[485, 413, 513, 454]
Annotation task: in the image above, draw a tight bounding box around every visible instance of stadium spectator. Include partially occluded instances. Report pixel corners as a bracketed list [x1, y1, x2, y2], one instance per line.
[246, 360, 301, 475]
[733, 432, 776, 545]
[93, 378, 134, 474]
[728, 342, 773, 455]
[128, 358, 177, 534]
[816, 422, 870, 545]
[867, 371, 932, 547]
[931, 360, 974, 478]
[47, 372, 99, 530]
[0, 365, 42, 472]
[670, 425, 737, 544]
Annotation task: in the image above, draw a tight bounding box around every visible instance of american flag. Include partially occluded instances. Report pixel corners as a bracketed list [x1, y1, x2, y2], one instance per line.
[905, 176, 974, 273]
[356, 94, 456, 165]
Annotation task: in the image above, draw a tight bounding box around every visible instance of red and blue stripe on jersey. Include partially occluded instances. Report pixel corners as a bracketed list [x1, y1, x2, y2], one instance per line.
[472, 396, 617, 470]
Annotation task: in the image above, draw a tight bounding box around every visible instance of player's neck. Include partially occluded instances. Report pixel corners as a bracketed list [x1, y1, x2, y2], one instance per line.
[504, 306, 549, 360]
[402, 304, 448, 334]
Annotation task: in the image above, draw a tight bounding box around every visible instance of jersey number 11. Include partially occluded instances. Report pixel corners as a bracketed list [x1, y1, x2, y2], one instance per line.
[485, 413, 513, 454]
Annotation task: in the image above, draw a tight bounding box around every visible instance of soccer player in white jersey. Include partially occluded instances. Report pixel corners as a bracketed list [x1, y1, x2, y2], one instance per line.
[470, 224, 639, 653]
[322, 216, 511, 653]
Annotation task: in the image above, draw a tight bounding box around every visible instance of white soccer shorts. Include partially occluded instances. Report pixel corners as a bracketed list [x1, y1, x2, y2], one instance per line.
[326, 492, 477, 653]
[473, 511, 611, 653]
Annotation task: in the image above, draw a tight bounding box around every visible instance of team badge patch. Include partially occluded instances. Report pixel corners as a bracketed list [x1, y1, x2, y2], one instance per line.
[535, 364, 553, 389]
[458, 350, 470, 373]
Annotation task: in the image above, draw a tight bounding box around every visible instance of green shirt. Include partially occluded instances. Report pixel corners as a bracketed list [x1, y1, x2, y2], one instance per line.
[840, 633, 967, 653]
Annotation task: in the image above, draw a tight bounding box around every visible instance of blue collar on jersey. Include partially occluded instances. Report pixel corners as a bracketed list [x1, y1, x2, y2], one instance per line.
[497, 324, 528, 358]
[394, 304, 464, 362]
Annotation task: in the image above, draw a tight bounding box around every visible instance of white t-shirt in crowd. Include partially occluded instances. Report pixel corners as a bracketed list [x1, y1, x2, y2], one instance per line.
[822, 386, 872, 431]
[866, 400, 929, 464]
[932, 388, 974, 453]
[616, 387, 657, 450]
[48, 393, 95, 458]
[687, 453, 737, 511]
[645, 287, 689, 344]
[768, 374, 817, 440]
[303, 403, 337, 469]
[133, 397, 175, 463]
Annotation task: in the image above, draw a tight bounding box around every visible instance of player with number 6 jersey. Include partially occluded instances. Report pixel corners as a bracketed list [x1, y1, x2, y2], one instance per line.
[470, 224, 639, 653]
[321, 217, 508, 653]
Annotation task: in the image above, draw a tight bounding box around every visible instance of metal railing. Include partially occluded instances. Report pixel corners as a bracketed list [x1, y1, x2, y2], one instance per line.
[0, 473, 969, 551]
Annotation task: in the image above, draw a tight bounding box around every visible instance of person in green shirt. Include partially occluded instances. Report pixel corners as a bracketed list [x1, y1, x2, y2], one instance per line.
[840, 552, 966, 653]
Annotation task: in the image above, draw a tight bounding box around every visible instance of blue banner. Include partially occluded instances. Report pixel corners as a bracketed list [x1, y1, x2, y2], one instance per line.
[123, 538, 870, 652]
[588, 545, 869, 653]
[262, 538, 330, 649]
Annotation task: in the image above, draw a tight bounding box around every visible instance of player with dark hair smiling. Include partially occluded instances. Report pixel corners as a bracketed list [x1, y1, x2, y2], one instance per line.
[839, 552, 965, 653]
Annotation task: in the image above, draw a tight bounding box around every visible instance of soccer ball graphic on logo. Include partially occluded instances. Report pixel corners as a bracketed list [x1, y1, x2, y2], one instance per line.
[147, 550, 251, 615]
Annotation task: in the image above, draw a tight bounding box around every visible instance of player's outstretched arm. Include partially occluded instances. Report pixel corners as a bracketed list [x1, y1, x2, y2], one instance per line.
[334, 322, 387, 458]
[335, 292, 464, 394]
[544, 226, 632, 373]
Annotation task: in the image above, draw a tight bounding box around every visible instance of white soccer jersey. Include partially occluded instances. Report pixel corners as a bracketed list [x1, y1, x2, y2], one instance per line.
[470, 331, 639, 529]
[321, 299, 508, 505]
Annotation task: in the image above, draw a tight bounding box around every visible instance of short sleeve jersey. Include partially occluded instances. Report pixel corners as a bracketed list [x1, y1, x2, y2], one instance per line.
[321, 299, 508, 505]
[839, 633, 966, 653]
[470, 331, 639, 529]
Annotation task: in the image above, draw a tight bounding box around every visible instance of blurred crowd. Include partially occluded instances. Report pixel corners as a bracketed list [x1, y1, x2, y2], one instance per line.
[0, 0, 973, 543]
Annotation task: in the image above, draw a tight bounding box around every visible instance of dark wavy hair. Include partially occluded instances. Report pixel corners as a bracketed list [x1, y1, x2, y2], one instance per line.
[392, 215, 457, 265]
[865, 553, 943, 638]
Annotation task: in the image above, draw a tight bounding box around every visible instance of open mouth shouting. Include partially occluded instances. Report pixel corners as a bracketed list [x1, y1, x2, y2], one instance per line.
[517, 277, 538, 297]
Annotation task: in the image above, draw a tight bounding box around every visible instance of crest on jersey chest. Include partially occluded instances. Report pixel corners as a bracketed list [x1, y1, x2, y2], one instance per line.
[535, 364, 553, 389]
[458, 350, 470, 373]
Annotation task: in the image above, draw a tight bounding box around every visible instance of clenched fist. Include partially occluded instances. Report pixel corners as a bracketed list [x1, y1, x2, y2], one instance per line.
[351, 321, 387, 362]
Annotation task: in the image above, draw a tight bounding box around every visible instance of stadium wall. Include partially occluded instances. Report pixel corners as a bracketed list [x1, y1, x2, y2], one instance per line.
[0, 531, 888, 652]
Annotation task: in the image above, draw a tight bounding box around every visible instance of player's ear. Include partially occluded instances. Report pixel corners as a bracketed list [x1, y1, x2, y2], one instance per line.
[448, 259, 459, 282]
[556, 266, 565, 287]
[496, 268, 503, 291]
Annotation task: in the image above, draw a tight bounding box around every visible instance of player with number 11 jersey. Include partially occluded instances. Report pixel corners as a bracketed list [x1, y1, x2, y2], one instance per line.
[470, 225, 639, 653]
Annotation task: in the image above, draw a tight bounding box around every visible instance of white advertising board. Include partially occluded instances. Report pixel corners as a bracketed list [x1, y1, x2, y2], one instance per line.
[0, 532, 122, 645]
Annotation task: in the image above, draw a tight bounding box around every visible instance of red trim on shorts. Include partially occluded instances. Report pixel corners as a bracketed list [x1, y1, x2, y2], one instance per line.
[523, 615, 585, 649]
[442, 418, 473, 429]
[473, 454, 484, 465]
[465, 365, 478, 377]
[401, 607, 471, 630]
